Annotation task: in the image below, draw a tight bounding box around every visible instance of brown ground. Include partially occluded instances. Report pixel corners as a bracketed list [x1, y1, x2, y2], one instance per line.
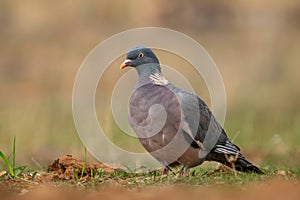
[0, 179, 299, 200]
[0, 155, 299, 200]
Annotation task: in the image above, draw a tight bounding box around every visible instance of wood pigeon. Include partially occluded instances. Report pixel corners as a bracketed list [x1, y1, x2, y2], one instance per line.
[120, 46, 263, 174]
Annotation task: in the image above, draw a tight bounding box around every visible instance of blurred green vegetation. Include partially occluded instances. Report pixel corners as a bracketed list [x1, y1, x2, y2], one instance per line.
[0, 0, 299, 168]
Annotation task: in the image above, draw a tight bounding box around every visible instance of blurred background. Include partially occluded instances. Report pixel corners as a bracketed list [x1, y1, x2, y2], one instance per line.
[0, 0, 299, 168]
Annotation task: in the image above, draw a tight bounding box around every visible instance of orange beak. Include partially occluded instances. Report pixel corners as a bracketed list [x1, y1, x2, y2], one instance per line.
[120, 59, 132, 70]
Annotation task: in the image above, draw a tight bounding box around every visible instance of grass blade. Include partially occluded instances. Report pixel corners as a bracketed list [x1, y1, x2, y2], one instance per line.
[73, 166, 79, 181]
[14, 165, 27, 177]
[80, 146, 87, 178]
[0, 151, 14, 177]
[12, 137, 16, 170]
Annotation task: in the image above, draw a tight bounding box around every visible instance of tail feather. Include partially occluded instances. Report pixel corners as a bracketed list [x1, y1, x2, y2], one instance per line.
[207, 140, 264, 174]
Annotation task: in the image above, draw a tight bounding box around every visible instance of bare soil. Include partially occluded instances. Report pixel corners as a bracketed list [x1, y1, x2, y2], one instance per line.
[1, 179, 299, 200]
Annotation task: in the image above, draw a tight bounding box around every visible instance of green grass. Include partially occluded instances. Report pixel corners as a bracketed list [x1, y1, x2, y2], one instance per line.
[73, 146, 87, 182]
[52, 166, 300, 189]
[0, 137, 27, 178]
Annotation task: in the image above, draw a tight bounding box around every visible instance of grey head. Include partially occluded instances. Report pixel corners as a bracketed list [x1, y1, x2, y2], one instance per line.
[120, 46, 161, 78]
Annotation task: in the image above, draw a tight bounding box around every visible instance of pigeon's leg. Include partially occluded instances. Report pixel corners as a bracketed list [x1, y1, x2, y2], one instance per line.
[180, 165, 189, 176]
[161, 164, 176, 176]
[162, 167, 169, 175]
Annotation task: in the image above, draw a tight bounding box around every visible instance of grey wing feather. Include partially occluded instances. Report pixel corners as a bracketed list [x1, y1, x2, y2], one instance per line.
[168, 84, 228, 149]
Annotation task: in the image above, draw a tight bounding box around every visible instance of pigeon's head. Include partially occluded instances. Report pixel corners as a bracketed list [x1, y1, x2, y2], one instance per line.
[120, 46, 160, 70]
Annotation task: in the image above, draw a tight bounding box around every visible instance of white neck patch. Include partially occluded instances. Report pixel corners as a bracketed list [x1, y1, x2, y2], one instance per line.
[149, 73, 169, 86]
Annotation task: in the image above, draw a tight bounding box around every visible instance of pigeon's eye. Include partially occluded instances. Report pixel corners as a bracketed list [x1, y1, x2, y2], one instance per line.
[138, 53, 144, 58]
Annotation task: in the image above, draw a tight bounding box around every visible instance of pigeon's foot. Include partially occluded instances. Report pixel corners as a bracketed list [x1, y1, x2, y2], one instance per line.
[180, 166, 189, 176]
[162, 166, 177, 176]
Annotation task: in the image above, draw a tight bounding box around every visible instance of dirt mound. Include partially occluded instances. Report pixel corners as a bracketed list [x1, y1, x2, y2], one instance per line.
[47, 155, 115, 180]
